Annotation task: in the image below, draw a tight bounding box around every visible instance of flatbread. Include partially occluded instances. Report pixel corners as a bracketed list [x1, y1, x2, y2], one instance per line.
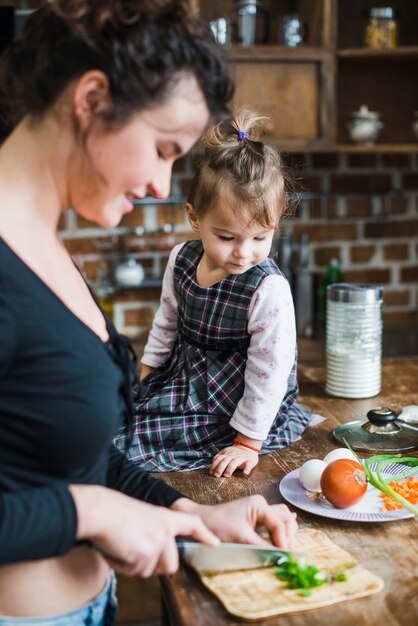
[198, 528, 384, 621]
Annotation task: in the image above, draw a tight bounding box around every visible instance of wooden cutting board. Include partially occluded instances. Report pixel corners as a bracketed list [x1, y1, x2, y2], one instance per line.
[197, 528, 384, 621]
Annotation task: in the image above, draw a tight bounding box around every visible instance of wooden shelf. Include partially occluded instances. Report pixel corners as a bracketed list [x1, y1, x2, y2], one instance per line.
[115, 279, 163, 293]
[197, 1, 418, 152]
[276, 143, 417, 154]
[228, 45, 332, 62]
[334, 144, 418, 153]
[338, 45, 418, 60]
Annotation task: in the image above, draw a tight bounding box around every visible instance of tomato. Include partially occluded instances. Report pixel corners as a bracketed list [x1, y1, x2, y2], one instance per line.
[320, 459, 367, 508]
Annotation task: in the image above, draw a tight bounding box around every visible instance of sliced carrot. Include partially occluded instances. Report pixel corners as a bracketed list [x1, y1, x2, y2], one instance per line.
[380, 476, 418, 512]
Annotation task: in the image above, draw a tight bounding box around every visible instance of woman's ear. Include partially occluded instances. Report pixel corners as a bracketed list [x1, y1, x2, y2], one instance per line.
[185, 203, 200, 233]
[72, 70, 110, 129]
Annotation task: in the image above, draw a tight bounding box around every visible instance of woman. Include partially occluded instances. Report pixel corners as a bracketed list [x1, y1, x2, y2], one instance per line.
[0, 1, 297, 623]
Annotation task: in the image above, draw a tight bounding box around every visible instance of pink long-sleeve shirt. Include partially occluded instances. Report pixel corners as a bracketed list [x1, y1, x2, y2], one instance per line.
[141, 243, 296, 440]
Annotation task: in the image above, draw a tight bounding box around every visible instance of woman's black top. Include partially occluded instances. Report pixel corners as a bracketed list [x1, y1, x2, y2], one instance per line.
[0, 239, 183, 564]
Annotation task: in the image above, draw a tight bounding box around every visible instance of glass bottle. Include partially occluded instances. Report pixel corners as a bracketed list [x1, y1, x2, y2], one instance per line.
[234, 0, 269, 46]
[326, 284, 383, 399]
[94, 261, 115, 321]
[318, 258, 341, 328]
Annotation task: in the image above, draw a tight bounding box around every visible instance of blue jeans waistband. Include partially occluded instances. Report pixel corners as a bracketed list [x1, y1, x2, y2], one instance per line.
[0, 571, 118, 626]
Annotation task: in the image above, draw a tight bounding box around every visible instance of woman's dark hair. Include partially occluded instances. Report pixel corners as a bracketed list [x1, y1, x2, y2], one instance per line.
[0, 0, 233, 138]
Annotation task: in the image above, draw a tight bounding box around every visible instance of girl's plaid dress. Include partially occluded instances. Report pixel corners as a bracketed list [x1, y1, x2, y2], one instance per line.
[115, 240, 311, 471]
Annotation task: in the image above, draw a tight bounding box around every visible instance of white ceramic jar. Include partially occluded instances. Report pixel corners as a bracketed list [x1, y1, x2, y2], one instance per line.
[347, 105, 383, 145]
[326, 284, 383, 399]
[115, 258, 145, 288]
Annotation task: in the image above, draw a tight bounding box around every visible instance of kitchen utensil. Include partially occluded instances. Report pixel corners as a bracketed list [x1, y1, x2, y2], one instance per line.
[277, 230, 294, 288]
[177, 541, 300, 573]
[196, 529, 384, 620]
[333, 407, 418, 453]
[294, 234, 315, 338]
[234, 0, 269, 46]
[325, 283, 383, 399]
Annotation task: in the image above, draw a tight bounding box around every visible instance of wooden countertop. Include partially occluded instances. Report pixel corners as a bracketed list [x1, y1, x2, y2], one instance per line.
[159, 357, 418, 626]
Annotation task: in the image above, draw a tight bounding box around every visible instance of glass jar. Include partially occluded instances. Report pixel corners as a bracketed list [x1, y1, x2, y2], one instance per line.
[364, 7, 398, 49]
[281, 14, 307, 47]
[325, 284, 383, 399]
[234, 0, 269, 46]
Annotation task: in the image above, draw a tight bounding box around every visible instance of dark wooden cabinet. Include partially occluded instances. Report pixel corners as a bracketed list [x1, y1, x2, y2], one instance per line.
[336, 0, 418, 151]
[196, 0, 334, 150]
[194, 0, 418, 152]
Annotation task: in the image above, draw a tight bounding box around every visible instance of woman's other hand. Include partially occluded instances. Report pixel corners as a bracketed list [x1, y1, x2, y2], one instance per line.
[172, 495, 297, 550]
[69, 485, 219, 577]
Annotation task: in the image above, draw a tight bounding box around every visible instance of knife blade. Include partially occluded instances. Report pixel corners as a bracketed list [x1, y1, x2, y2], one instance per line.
[176, 541, 301, 573]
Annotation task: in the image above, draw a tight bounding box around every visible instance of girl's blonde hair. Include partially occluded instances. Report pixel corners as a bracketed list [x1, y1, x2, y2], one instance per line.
[187, 108, 287, 229]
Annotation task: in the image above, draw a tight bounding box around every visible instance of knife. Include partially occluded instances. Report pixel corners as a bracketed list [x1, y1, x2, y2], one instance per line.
[176, 541, 301, 573]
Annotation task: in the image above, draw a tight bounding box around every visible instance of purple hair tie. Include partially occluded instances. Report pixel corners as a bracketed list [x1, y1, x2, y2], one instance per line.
[237, 131, 249, 142]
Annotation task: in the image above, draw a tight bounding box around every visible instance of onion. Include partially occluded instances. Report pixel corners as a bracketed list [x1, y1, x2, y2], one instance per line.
[320, 459, 367, 508]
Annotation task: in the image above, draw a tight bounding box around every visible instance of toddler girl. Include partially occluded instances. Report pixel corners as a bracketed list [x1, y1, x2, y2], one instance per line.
[116, 109, 311, 476]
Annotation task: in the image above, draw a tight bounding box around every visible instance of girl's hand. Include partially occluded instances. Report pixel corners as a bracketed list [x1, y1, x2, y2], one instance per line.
[140, 363, 154, 380]
[172, 495, 298, 550]
[69, 485, 219, 577]
[210, 445, 259, 478]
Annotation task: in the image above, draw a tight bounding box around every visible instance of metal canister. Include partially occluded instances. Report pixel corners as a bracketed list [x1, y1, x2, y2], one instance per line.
[325, 284, 383, 399]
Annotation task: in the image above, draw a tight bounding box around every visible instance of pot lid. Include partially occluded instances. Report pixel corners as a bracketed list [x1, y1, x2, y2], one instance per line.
[333, 406, 418, 453]
[350, 105, 381, 120]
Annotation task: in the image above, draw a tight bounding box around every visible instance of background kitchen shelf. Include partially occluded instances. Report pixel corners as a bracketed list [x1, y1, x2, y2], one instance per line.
[195, 0, 418, 152]
[338, 45, 418, 59]
[336, 1, 418, 147]
[197, 0, 335, 150]
[334, 144, 418, 153]
[228, 46, 331, 62]
[116, 279, 163, 293]
[3, 1, 418, 151]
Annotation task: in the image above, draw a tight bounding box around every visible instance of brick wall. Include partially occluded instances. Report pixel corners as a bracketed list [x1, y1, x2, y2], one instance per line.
[60, 151, 418, 356]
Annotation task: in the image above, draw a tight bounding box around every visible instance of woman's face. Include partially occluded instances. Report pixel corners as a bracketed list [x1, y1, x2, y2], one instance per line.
[70, 75, 210, 227]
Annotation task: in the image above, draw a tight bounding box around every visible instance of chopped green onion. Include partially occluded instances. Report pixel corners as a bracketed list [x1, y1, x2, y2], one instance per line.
[275, 554, 347, 594]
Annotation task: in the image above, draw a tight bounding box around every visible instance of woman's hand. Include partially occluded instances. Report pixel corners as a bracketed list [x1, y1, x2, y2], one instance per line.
[69, 485, 219, 577]
[172, 495, 298, 550]
[210, 445, 259, 478]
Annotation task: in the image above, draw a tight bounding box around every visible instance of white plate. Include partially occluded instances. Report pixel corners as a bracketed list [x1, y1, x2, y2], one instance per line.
[279, 461, 417, 522]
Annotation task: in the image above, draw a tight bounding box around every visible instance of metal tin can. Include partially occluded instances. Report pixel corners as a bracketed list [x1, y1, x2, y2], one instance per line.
[326, 284, 383, 399]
